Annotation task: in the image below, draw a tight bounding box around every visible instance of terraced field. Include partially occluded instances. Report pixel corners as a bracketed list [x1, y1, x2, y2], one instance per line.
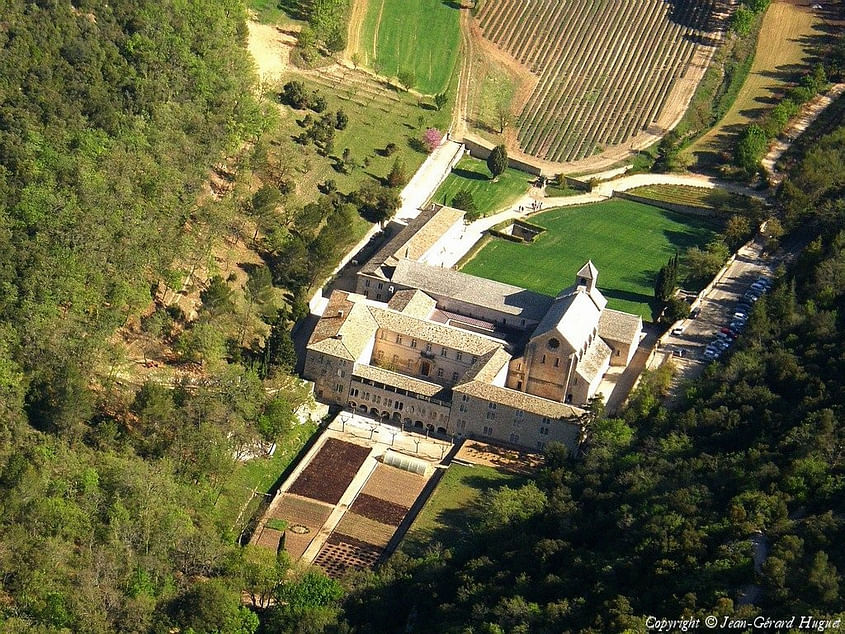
[474, 0, 728, 163]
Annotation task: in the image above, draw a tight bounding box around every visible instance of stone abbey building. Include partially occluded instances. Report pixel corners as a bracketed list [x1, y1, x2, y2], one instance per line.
[304, 205, 642, 452]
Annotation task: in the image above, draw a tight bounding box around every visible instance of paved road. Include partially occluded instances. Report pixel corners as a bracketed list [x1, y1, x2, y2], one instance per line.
[656, 233, 775, 391]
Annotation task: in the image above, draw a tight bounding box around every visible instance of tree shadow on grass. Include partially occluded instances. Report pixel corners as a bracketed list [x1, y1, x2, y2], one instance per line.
[401, 472, 527, 557]
[451, 168, 490, 182]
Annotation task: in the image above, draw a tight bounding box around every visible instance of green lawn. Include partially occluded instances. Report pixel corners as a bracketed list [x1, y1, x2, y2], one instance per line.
[358, 0, 461, 94]
[431, 156, 533, 216]
[402, 463, 524, 554]
[216, 422, 317, 535]
[461, 200, 720, 320]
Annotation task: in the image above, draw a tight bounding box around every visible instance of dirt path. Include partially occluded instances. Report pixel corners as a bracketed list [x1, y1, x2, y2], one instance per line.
[247, 20, 298, 85]
[345, 0, 368, 65]
[762, 82, 845, 184]
[371, 0, 385, 63]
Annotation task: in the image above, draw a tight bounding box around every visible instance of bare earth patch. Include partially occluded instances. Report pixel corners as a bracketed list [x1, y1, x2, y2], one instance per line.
[350, 492, 410, 526]
[454, 439, 543, 474]
[247, 20, 297, 85]
[334, 512, 396, 547]
[288, 438, 372, 504]
[361, 463, 427, 506]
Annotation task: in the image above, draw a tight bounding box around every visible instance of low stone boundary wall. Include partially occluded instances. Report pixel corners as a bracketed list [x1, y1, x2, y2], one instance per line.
[463, 137, 543, 176]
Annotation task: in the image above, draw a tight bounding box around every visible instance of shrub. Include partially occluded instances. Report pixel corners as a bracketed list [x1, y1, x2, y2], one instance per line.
[422, 128, 443, 152]
[310, 93, 328, 113]
[451, 190, 477, 215]
[281, 81, 309, 109]
[335, 109, 348, 130]
[384, 142, 398, 156]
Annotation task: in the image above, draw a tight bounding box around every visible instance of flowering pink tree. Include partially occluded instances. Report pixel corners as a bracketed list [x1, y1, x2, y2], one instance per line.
[422, 128, 443, 153]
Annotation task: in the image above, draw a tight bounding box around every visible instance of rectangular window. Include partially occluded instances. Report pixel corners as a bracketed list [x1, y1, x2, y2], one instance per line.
[365, 280, 370, 287]
[452, 372, 459, 381]
[515, 409, 524, 418]
[472, 355, 478, 363]
[462, 394, 469, 402]
[378, 350, 384, 359]
[488, 402, 497, 409]
[540, 426, 549, 436]
[378, 283, 383, 290]
[440, 347, 447, 357]
[482, 426, 493, 436]
[437, 368, 444, 377]
[396, 334, 402, 344]
[397, 402, 403, 411]
[376, 293, 382, 300]
[554, 357, 560, 367]
[458, 420, 467, 431]
[411, 339, 417, 348]
[486, 411, 495, 420]
[541, 354, 546, 364]
[425, 342, 432, 352]
[542, 417, 550, 424]
[536, 441, 546, 450]
[459, 404, 467, 412]
[456, 351, 463, 361]
[509, 433, 519, 444]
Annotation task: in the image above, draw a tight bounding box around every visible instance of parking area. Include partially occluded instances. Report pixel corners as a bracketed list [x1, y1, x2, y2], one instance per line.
[657, 233, 775, 376]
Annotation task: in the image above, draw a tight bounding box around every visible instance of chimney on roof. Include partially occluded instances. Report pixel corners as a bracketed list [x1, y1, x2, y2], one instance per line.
[337, 310, 345, 318]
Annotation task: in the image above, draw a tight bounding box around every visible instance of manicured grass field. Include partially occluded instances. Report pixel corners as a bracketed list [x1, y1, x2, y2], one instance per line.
[686, 2, 821, 163]
[357, 0, 461, 94]
[402, 464, 524, 554]
[461, 200, 719, 320]
[431, 156, 533, 216]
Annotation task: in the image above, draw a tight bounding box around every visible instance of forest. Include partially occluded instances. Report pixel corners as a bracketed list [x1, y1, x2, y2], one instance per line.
[0, 0, 843, 631]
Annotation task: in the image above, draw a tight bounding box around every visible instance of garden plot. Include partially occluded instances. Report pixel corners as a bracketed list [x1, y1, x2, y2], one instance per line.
[361, 463, 427, 507]
[270, 494, 334, 560]
[288, 438, 372, 504]
[350, 493, 409, 526]
[314, 534, 383, 578]
[334, 512, 396, 547]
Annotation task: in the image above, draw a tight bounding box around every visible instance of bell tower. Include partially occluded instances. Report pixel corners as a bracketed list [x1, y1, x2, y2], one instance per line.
[576, 260, 598, 293]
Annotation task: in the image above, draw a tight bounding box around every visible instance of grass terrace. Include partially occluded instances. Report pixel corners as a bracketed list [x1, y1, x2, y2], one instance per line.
[356, 0, 461, 94]
[275, 72, 454, 205]
[431, 156, 533, 216]
[625, 184, 756, 213]
[461, 199, 719, 320]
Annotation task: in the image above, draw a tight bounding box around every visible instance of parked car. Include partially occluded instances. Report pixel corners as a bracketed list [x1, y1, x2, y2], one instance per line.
[704, 346, 720, 360]
[730, 319, 746, 331]
[671, 323, 686, 335]
[690, 307, 700, 319]
[733, 310, 748, 320]
[744, 292, 760, 302]
[720, 327, 738, 338]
